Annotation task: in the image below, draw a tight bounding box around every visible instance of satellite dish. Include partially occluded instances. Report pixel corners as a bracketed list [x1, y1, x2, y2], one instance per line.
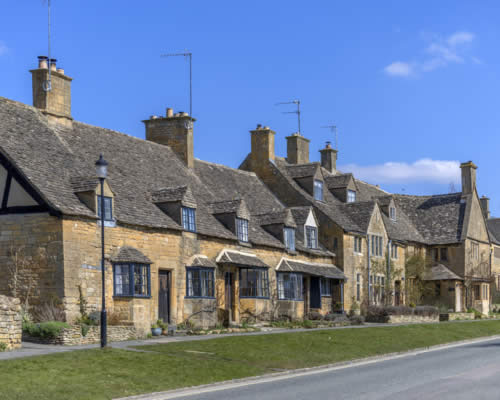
[42, 80, 52, 92]
[184, 120, 193, 130]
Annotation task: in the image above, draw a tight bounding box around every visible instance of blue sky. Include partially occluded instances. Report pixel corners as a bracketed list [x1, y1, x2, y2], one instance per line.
[2, 1, 500, 214]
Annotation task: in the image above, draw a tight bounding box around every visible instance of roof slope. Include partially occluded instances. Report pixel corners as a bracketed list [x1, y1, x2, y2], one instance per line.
[486, 218, 500, 245]
[393, 193, 466, 244]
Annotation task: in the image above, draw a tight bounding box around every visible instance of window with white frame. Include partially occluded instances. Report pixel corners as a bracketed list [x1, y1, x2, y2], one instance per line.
[313, 180, 324, 201]
[389, 206, 396, 221]
[182, 207, 196, 232]
[370, 235, 383, 257]
[306, 226, 318, 249]
[320, 278, 331, 296]
[236, 218, 249, 242]
[284, 227, 295, 251]
[356, 273, 361, 301]
[347, 190, 356, 203]
[97, 195, 113, 221]
[354, 236, 362, 253]
[391, 243, 398, 259]
[471, 242, 479, 260]
[277, 272, 303, 300]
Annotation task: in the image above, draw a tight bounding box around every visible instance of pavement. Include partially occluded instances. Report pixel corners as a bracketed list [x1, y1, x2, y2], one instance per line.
[117, 336, 500, 400]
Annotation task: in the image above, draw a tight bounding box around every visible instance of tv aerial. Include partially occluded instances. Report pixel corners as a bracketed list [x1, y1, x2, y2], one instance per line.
[161, 50, 193, 117]
[276, 100, 301, 134]
[42, 0, 53, 92]
[321, 125, 338, 150]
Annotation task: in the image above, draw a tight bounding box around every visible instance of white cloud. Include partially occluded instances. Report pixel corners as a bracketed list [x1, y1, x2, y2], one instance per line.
[338, 159, 461, 184]
[0, 41, 7, 56]
[384, 61, 414, 77]
[384, 31, 477, 78]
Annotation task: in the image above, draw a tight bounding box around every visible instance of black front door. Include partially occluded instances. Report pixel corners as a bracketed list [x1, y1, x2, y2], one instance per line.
[225, 272, 234, 323]
[158, 270, 171, 323]
[310, 276, 321, 309]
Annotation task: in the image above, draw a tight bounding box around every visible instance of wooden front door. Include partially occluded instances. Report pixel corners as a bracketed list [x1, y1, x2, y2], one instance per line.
[394, 281, 401, 306]
[225, 272, 234, 323]
[158, 270, 171, 324]
[310, 277, 321, 309]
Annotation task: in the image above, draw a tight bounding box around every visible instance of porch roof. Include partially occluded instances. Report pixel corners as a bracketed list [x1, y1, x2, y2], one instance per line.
[423, 264, 463, 281]
[188, 255, 218, 269]
[276, 258, 346, 280]
[110, 246, 152, 264]
[216, 249, 269, 268]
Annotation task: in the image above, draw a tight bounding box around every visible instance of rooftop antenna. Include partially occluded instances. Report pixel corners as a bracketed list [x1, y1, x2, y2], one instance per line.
[43, 0, 52, 91]
[161, 50, 192, 117]
[321, 125, 338, 150]
[276, 100, 301, 134]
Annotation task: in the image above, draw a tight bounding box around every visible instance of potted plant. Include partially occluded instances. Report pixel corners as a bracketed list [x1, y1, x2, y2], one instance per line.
[151, 323, 162, 336]
[157, 319, 167, 335]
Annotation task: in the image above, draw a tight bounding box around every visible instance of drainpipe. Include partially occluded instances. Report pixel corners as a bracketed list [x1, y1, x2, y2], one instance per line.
[387, 239, 392, 306]
[367, 234, 371, 306]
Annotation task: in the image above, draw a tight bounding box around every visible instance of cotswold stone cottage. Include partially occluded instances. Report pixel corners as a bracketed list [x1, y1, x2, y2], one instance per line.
[0, 58, 497, 334]
[0, 58, 345, 333]
[240, 130, 495, 314]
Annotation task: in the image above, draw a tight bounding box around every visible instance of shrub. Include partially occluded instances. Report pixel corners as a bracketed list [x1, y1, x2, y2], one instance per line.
[32, 297, 66, 323]
[467, 308, 483, 319]
[365, 306, 389, 323]
[414, 306, 439, 317]
[324, 313, 337, 321]
[302, 319, 314, 329]
[23, 321, 70, 339]
[349, 315, 365, 325]
[0, 342, 6, 352]
[307, 311, 323, 321]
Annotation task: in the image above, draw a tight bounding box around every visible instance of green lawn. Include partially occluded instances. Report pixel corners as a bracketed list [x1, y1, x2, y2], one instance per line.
[2, 321, 500, 400]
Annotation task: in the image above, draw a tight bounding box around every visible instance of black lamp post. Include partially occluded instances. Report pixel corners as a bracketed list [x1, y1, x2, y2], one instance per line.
[95, 154, 108, 348]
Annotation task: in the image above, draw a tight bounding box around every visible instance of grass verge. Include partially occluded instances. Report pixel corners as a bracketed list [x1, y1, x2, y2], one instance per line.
[1, 321, 500, 400]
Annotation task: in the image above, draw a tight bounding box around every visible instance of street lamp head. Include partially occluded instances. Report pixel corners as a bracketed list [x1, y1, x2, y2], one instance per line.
[95, 154, 108, 179]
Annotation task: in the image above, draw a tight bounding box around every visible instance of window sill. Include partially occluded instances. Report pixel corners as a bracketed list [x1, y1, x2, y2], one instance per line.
[239, 296, 270, 300]
[98, 219, 117, 228]
[278, 298, 303, 302]
[184, 296, 216, 300]
[320, 294, 332, 297]
[286, 249, 298, 255]
[238, 241, 252, 248]
[113, 295, 151, 299]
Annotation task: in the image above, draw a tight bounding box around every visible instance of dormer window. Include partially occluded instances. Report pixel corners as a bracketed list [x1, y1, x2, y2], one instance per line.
[182, 207, 196, 232]
[306, 226, 318, 249]
[236, 218, 249, 242]
[313, 180, 323, 201]
[284, 227, 296, 251]
[347, 190, 356, 203]
[97, 195, 113, 221]
[390, 206, 396, 221]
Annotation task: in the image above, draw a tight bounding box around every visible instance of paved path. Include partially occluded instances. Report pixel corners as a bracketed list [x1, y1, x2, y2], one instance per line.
[0, 319, 486, 361]
[120, 336, 500, 400]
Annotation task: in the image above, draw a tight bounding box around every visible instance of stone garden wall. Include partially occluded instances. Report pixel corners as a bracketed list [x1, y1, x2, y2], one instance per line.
[0, 295, 22, 350]
[387, 314, 439, 324]
[23, 325, 139, 346]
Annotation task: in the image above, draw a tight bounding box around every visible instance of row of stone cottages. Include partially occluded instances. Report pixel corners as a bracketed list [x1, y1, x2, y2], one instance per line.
[0, 57, 498, 334]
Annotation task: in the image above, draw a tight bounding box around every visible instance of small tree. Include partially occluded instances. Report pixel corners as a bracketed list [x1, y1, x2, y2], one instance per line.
[404, 254, 434, 306]
[371, 255, 402, 306]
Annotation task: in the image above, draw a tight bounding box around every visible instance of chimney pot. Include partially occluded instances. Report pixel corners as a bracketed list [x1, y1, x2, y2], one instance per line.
[166, 108, 173, 117]
[256, 124, 262, 129]
[49, 59, 57, 72]
[56, 68, 64, 75]
[263, 126, 270, 130]
[37, 56, 48, 69]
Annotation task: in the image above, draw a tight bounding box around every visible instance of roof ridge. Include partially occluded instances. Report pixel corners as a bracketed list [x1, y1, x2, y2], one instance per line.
[354, 178, 389, 194]
[394, 192, 462, 199]
[196, 159, 258, 177]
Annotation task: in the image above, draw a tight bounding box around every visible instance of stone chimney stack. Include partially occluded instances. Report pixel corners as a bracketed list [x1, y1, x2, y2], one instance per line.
[250, 125, 275, 170]
[286, 133, 310, 164]
[143, 108, 195, 168]
[319, 141, 338, 173]
[30, 56, 72, 123]
[480, 196, 490, 219]
[460, 161, 477, 195]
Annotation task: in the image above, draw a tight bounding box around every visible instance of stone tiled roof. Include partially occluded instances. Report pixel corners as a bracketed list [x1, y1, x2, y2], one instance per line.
[486, 219, 500, 245]
[338, 201, 375, 233]
[70, 176, 99, 193]
[276, 258, 346, 280]
[286, 163, 320, 178]
[423, 264, 463, 281]
[151, 186, 196, 207]
[288, 206, 312, 227]
[111, 246, 152, 264]
[355, 179, 389, 201]
[216, 249, 269, 268]
[393, 193, 466, 244]
[209, 199, 248, 216]
[325, 173, 353, 189]
[188, 255, 218, 268]
[255, 209, 297, 228]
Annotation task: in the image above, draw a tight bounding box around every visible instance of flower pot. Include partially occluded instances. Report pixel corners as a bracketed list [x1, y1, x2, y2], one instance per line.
[151, 327, 162, 336]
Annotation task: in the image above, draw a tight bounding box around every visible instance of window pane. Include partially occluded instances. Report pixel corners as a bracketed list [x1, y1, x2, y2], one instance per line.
[240, 268, 268, 298]
[314, 180, 323, 201]
[114, 264, 130, 296]
[98, 196, 113, 221]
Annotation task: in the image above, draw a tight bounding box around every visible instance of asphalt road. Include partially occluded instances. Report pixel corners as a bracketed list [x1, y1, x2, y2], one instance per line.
[166, 338, 500, 400]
